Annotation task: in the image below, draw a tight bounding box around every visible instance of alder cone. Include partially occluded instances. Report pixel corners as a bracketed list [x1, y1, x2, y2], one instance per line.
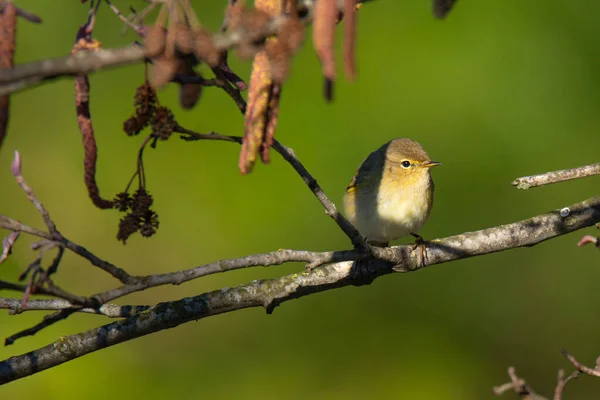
[144, 25, 167, 58]
[150, 55, 177, 88]
[193, 29, 220, 67]
[173, 23, 194, 55]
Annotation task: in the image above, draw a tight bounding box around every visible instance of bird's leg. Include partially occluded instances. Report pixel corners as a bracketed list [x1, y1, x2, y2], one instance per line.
[410, 232, 428, 267]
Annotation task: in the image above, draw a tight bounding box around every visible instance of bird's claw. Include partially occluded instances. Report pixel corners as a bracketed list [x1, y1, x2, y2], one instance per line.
[410, 232, 428, 267]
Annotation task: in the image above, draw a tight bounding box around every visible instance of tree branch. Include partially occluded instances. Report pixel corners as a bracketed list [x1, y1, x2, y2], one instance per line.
[2, 194, 600, 384]
[0, 0, 328, 96]
[561, 348, 600, 378]
[512, 162, 600, 190]
[0, 298, 149, 317]
[0, 215, 134, 284]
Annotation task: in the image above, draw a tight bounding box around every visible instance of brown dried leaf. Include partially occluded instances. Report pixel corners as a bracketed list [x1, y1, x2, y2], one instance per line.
[313, 0, 338, 101]
[240, 50, 272, 174]
[0, 2, 16, 150]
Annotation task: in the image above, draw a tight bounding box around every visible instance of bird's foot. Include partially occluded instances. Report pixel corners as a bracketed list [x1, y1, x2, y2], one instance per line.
[410, 232, 428, 268]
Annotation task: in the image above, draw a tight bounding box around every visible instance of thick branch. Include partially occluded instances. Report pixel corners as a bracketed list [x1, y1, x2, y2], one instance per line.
[2, 196, 600, 383]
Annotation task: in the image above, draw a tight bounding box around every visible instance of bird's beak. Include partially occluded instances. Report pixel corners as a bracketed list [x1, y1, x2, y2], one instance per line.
[423, 161, 442, 168]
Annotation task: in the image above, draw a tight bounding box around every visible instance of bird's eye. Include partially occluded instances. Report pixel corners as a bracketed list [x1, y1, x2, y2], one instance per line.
[401, 161, 411, 168]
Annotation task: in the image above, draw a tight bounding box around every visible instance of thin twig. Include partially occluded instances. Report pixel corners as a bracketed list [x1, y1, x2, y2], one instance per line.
[11, 151, 57, 235]
[0, 3, 42, 24]
[553, 369, 580, 400]
[493, 367, 548, 399]
[209, 66, 247, 114]
[0, 214, 134, 284]
[0, 280, 87, 304]
[0, 298, 150, 317]
[561, 349, 600, 378]
[103, 0, 145, 36]
[0, 231, 18, 264]
[512, 162, 600, 190]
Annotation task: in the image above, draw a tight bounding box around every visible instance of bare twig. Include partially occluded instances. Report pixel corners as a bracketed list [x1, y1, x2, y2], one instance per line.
[0, 297, 150, 317]
[0, 3, 42, 24]
[0, 215, 134, 284]
[209, 66, 247, 114]
[512, 162, 600, 190]
[493, 367, 547, 399]
[0, 231, 18, 264]
[0, 280, 86, 304]
[103, 0, 144, 35]
[554, 369, 580, 400]
[11, 151, 57, 235]
[561, 349, 600, 378]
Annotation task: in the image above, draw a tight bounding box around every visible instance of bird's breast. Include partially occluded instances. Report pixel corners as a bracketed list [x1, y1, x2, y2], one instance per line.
[375, 173, 434, 239]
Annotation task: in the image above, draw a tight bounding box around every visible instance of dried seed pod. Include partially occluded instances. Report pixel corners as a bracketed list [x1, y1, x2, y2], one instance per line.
[151, 106, 176, 140]
[312, 0, 338, 101]
[150, 55, 178, 88]
[173, 23, 194, 54]
[240, 50, 272, 174]
[144, 25, 167, 58]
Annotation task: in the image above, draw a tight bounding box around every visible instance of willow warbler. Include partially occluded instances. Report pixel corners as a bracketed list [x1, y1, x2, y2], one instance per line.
[343, 138, 441, 247]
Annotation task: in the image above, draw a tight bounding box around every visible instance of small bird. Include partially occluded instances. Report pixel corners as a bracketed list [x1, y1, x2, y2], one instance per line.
[343, 138, 441, 247]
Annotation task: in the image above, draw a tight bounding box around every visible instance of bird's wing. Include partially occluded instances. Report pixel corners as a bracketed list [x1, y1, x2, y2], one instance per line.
[346, 149, 382, 193]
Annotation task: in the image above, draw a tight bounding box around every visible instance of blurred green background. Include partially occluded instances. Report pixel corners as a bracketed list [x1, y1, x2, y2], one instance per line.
[2, 0, 600, 398]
